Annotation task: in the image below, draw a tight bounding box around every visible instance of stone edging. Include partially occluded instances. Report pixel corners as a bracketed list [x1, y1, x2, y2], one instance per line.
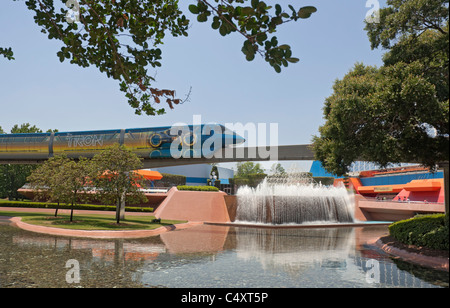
[3, 216, 202, 239]
[374, 237, 449, 272]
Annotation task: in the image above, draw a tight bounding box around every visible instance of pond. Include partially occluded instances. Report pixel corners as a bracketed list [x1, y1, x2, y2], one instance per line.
[0, 221, 448, 289]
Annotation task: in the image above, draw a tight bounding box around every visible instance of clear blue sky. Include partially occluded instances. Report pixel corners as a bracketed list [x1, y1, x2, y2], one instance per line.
[0, 0, 386, 172]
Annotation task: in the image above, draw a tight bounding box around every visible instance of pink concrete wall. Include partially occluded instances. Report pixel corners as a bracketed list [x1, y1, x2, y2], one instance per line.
[153, 187, 231, 223]
[394, 189, 444, 203]
[354, 194, 445, 221]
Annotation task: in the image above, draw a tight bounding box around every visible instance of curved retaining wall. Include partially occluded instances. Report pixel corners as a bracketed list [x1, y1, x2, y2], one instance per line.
[5, 216, 202, 239]
[153, 187, 232, 223]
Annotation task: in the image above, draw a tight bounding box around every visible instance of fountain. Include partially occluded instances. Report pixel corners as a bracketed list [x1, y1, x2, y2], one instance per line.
[235, 168, 354, 225]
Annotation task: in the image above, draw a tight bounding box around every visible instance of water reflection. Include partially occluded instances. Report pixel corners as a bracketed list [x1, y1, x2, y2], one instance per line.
[235, 227, 356, 271]
[0, 221, 447, 288]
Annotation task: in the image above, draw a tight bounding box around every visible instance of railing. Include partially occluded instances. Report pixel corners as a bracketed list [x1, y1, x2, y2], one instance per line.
[361, 196, 444, 205]
[140, 187, 171, 194]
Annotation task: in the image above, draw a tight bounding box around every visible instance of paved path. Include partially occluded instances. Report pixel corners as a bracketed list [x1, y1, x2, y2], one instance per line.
[0, 206, 154, 216]
[2, 216, 202, 239]
[0, 206, 203, 239]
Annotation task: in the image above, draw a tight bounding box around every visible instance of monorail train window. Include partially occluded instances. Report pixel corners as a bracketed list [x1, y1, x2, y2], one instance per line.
[12, 136, 26, 143]
[223, 126, 234, 135]
[201, 124, 224, 136]
[24, 134, 49, 143]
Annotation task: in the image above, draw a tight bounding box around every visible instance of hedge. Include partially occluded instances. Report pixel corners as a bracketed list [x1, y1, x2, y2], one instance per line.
[312, 177, 335, 186]
[232, 173, 267, 188]
[0, 200, 153, 212]
[177, 185, 219, 192]
[157, 173, 186, 187]
[389, 214, 449, 250]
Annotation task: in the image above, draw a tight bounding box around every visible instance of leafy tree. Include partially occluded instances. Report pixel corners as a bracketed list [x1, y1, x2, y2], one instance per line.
[27, 154, 71, 216]
[27, 154, 90, 221]
[313, 0, 449, 176]
[10, 123, 42, 134]
[269, 162, 286, 175]
[57, 157, 91, 221]
[90, 143, 146, 224]
[3, 0, 317, 116]
[0, 47, 14, 60]
[0, 123, 50, 200]
[233, 161, 266, 188]
[235, 161, 265, 176]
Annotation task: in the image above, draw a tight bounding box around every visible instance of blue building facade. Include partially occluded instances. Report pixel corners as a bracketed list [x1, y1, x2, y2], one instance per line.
[309, 161, 344, 178]
[309, 160, 443, 186]
[151, 164, 234, 186]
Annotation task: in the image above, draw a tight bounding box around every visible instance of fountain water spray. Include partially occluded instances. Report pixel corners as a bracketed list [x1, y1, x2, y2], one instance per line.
[235, 167, 354, 225]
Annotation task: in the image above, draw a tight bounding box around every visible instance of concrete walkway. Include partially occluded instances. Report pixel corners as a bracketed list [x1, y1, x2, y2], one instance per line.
[0, 206, 154, 216]
[369, 237, 449, 272]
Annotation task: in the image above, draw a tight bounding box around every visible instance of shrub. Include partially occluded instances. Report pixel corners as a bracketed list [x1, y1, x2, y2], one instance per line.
[389, 214, 449, 250]
[157, 173, 186, 187]
[0, 200, 153, 212]
[233, 173, 267, 188]
[312, 177, 335, 186]
[206, 179, 221, 188]
[177, 185, 219, 192]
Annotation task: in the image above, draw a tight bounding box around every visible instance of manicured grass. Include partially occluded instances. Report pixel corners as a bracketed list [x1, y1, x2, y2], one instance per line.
[0, 210, 186, 231]
[0, 199, 153, 212]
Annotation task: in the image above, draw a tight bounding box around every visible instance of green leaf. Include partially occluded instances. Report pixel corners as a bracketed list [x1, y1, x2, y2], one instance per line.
[271, 36, 278, 46]
[197, 1, 208, 12]
[197, 13, 208, 22]
[211, 17, 221, 30]
[275, 4, 282, 16]
[0, 47, 15, 60]
[241, 7, 254, 15]
[288, 5, 295, 13]
[273, 64, 281, 73]
[188, 4, 199, 14]
[298, 6, 317, 19]
[219, 24, 228, 36]
[286, 57, 299, 63]
[256, 32, 267, 44]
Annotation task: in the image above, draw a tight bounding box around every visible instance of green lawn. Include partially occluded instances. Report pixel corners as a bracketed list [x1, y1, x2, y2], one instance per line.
[0, 210, 186, 231]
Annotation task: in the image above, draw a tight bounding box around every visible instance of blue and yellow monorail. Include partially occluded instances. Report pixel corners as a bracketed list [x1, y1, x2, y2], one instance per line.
[0, 125, 245, 161]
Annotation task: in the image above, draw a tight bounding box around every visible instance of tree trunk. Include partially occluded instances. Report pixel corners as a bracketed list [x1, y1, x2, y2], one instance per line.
[116, 198, 121, 224]
[70, 201, 74, 222]
[115, 192, 126, 224]
[54, 201, 59, 217]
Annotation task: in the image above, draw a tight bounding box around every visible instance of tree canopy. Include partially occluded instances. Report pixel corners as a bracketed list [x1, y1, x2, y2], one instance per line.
[26, 144, 147, 223]
[233, 161, 266, 188]
[2, 0, 317, 116]
[312, 0, 449, 176]
[0, 123, 57, 200]
[89, 143, 147, 223]
[27, 154, 91, 221]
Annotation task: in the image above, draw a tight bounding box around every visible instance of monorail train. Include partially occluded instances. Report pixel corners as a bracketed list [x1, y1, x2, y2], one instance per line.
[0, 124, 245, 161]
